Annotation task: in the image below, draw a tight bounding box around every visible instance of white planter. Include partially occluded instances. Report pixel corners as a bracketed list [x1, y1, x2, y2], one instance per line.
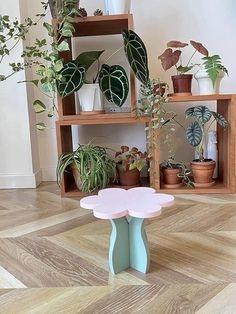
[77, 83, 104, 114]
[105, 0, 131, 14]
[194, 69, 225, 95]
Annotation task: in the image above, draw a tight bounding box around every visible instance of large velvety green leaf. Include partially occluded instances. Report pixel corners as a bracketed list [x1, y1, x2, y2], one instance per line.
[186, 121, 202, 147]
[57, 61, 85, 98]
[211, 111, 229, 128]
[194, 105, 212, 125]
[122, 30, 149, 85]
[99, 64, 129, 107]
[75, 51, 105, 71]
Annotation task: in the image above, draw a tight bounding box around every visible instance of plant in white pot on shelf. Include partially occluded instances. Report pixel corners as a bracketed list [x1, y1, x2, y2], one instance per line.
[185, 105, 229, 187]
[105, 0, 131, 15]
[195, 54, 228, 95]
[73, 29, 150, 115]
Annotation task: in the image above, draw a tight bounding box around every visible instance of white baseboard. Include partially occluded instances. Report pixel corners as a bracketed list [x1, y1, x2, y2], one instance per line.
[41, 166, 56, 182]
[0, 169, 42, 189]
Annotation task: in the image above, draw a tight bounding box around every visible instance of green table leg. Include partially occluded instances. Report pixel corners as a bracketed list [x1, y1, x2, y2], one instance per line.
[129, 218, 150, 273]
[109, 217, 130, 274]
[109, 217, 150, 274]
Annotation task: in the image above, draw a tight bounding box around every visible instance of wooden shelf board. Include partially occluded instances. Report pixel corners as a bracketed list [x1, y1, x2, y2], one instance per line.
[61, 177, 150, 198]
[61, 179, 234, 198]
[58, 114, 150, 125]
[63, 14, 132, 37]
[160, 180, 233, 194]
[169, 94, 233, 103]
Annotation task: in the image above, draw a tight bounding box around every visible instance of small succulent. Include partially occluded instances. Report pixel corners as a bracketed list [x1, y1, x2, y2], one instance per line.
[94, 9, 103, 16]
[78, 7, 87, 17]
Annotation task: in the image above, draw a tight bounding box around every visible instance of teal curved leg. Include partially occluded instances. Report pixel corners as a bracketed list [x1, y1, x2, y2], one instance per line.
[129, 218, 150, 273]
[109, 217, 129, 274]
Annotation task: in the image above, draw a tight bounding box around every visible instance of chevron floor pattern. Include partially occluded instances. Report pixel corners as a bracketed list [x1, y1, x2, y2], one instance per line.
[0, 183, 236, 313]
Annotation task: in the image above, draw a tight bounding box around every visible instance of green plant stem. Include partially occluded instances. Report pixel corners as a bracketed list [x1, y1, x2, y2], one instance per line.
[105, 45, 124, 63]
[186, 49, 197, 67]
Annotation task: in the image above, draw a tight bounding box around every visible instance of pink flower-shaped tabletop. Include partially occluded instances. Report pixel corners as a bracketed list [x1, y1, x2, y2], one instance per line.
[80, 187, 174, 220]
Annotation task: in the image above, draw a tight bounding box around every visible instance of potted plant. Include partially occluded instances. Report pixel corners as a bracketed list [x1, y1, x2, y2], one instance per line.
[105, 0, 131, 15]
[74, 50, 129, 114]
[56, 143, 116, 192]
[185, 105, 229, 187]
[115, 146, 148, 187]
[160, 158, 193, 188]
[158, 40, 208, 95]
[195, 54, 228, 95]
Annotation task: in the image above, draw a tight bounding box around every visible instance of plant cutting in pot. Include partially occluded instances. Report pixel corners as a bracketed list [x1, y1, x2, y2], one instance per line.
[160, 113, 193, 188]
[56, 143, 116, 192]
[195, 54, 228, 95]
[185, 105, 229, 187]
[158, 40, 208, 96]
[115, 146, 148, 187]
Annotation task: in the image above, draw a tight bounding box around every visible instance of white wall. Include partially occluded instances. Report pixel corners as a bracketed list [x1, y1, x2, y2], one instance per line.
[0, 0, 41, 188]
[2, 0, 235, 184]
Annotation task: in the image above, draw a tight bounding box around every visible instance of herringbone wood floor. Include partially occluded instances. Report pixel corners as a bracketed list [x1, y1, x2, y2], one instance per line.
[0, 183, 236, 313]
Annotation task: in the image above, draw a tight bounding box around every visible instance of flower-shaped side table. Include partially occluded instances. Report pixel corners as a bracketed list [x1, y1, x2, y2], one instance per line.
[80, 187, 174, 274]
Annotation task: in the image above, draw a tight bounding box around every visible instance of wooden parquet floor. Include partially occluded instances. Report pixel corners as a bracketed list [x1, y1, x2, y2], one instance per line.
[0, 183, 236, 313]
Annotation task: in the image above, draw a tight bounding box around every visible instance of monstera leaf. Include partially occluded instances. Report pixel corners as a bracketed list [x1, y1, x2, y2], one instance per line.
[211, 111, 229, 128]
[57, 61, 85, 98]
[99, 64, 129, 107]
[194, 106, 212, 125]
[186, 121, 202, 147]
[122, 30, 149, 85]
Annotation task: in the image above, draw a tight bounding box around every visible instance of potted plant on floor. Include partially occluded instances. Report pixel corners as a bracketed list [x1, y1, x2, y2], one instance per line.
[158, 40, 209, 95]
[195, 54, 228, 95]
[185, 105, 229, 187]
[56, 143, 116, 192]
[115, 146, 148, 187]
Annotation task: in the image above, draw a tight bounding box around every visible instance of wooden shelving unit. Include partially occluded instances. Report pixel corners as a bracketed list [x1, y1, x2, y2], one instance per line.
[56, 14, 236, 197]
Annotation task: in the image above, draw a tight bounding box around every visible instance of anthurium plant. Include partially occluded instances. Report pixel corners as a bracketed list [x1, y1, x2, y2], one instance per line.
[158, 40, 209, 75]
[185, 105, 229, 161]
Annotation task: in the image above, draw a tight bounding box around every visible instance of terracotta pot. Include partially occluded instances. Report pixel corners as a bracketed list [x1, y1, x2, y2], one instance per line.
[117, 166, 140, 186]
[162, 167, 182, 185]
[191, 159, 216, 185]
[70, 163, 83, 190]
[153, 83, 166, 96]
[171, 74, 193, 95]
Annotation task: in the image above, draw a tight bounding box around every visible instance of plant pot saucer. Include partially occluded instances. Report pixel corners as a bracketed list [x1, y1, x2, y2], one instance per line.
[161, 182, 184, 189]
[80, 110, 105, 115]
[170, 92, 192, 97]
[193, 181, 215, 188]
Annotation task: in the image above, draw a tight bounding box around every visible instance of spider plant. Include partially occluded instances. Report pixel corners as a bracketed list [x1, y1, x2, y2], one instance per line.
[56, 144, 116, 192]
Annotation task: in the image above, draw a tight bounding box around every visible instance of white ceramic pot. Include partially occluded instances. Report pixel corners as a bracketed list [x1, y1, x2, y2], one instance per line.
[105, 0, 131, 14]
[194, 69, 225, 95]
[77, 83, 104, 113]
